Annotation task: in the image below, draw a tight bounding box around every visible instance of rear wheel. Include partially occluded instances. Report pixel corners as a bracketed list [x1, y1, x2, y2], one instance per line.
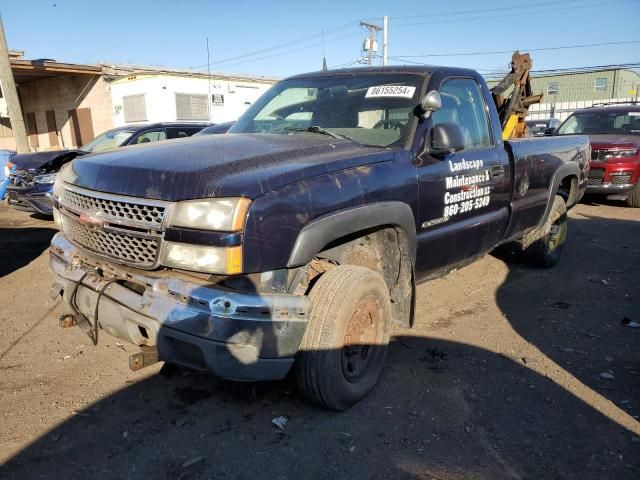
[625, 183, 640, 208]
[295, 265, 390, 410]
[521, 195, 567, 268]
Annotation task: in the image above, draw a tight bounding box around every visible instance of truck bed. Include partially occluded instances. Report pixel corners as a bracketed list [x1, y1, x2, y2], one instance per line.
[503, 135, 590, 241]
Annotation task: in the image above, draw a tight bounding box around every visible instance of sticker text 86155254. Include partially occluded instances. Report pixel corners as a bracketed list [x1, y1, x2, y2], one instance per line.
[365, 86, 416, 99]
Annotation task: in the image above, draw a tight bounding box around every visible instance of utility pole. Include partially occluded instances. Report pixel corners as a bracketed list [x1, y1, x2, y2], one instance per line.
[0, 16, 28, 153]
[382, 16, 388, 66]
[360, 21, 382, 66]
[206, 37, 212, 123]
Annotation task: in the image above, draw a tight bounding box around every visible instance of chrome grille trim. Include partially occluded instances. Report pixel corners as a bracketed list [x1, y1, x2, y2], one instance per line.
[62, 214, 161, 268]
[59, 183, 170, 231]
[56, 184, 173, 269]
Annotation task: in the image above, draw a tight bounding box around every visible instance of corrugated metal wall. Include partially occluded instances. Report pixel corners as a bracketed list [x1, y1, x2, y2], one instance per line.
[487, 69, 640, 121]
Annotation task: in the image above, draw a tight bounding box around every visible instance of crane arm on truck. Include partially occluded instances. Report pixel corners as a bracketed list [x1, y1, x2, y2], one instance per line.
[491, 51, 544, 139]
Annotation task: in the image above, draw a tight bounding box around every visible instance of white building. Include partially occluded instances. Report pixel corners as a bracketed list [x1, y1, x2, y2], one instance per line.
[106, 66, 278, 127]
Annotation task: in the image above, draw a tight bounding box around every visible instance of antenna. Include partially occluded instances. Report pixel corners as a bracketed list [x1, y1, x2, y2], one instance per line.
[322, 29, 327, 71]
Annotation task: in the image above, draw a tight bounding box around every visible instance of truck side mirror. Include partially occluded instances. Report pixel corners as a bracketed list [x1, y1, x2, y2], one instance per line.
[429, 122, 466, 156]
[544, 127, 556, 136]
[420, 90, 442, 119]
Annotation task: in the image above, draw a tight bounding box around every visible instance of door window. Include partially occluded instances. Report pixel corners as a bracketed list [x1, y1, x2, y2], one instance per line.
[133, 129, 167, 144]
[432, 78, 492, 150]
[167, 127, 203, 139]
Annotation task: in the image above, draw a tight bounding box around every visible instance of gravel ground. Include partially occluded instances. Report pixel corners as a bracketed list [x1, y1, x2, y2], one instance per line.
[0, 200, 638, 480]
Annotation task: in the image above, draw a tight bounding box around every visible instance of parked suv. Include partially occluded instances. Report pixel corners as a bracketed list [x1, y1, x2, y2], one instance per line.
[555, 103, 640, 207]
[6, 122, 210, 215]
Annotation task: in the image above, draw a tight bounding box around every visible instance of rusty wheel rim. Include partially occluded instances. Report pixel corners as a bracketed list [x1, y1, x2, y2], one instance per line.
[548, 211, 566, 252]
[342, 296, 381, 383]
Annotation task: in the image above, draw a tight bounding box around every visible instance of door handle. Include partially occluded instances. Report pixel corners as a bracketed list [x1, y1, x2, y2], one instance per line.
[490, 165, 505, 179]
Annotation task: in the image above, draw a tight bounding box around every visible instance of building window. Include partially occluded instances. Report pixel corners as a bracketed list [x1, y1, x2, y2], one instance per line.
[212, 94, 224, 106]
[547, 82, 559, 95]
[176, 93, 209, 120]
[123, 94, 147, 123]
[594, 77, 608, 92]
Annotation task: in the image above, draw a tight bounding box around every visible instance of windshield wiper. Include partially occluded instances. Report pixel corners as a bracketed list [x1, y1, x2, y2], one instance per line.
[285, 125, 348, 140]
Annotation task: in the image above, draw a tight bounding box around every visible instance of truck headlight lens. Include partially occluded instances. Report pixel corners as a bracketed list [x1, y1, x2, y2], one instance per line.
[52, 207, 63, 230]
[52, 173, 64, 198]
[161, 242, 242, 274]
[33, 173, 58, 184]
[169, 198, 251, 231]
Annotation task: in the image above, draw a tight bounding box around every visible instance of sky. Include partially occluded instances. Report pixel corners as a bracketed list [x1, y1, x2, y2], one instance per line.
[2, 0, 639, 79]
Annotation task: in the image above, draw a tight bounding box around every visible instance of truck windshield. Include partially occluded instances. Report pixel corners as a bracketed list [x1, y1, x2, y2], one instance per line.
[557, 110, 640, 136]
[230, 74, 424, 147]
[81, 128, 137, 153]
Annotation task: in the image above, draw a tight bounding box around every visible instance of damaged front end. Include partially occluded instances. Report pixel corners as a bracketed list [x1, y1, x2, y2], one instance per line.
[7, 150, 86, 215]
[49, 233, 311, 381]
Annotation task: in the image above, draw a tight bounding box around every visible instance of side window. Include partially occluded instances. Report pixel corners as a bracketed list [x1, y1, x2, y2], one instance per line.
[133, 129, 167, 144]
[167, 127, 201, 139]
[432, 78, 492, 150]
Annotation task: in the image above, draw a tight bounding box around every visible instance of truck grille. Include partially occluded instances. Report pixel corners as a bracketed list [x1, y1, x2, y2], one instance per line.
[63, 216, 160, 267]
[57, 185, 170, 269]
[591, 149, 609, 162]
[611, 173, 632, 185]
[588, 169, 605, 185]
[60, 188, 166, 229]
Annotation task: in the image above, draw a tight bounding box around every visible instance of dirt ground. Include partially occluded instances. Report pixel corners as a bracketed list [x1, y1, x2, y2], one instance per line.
[0, 199, 638, 480]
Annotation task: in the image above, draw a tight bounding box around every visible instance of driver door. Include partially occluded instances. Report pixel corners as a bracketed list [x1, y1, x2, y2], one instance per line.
[414, 77, 511, 279]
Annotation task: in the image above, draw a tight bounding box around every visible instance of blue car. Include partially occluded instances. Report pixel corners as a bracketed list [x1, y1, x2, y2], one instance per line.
[6, 122, 210, 215]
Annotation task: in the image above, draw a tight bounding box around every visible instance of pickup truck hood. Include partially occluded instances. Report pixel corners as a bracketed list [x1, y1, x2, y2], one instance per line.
[67, 134, 390, 201]
[12, 149, 87, 172]
[588, 134, 640, 150]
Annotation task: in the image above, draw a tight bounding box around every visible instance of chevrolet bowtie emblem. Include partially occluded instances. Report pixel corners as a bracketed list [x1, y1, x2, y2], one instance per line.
[78, 212, 104, 228]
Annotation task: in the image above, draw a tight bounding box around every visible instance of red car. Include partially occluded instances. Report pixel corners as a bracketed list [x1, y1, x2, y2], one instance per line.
[556, 103, 640, 207]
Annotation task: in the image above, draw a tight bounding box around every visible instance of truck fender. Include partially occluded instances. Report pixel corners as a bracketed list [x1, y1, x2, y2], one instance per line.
[287, 202, 417, 268]
[536, 162, 580, 230]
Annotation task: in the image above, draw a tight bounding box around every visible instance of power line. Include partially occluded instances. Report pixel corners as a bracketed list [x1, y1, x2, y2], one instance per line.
[389, 0, 597, 20]
[391, 40, 640, 59]
[194, 31, 363, 70]
[387, 57, 640, 75]
[391, 0, 639, 27]
[189, 21, 359, 69]
[329, 59, 362, 69]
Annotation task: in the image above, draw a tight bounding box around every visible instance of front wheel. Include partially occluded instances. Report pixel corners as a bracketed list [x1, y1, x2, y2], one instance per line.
[295, 265, 390, 410]
[521, 195, 568, 268]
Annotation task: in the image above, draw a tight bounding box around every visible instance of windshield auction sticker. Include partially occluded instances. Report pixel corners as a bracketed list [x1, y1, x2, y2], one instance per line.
[366, 86, 416, 98]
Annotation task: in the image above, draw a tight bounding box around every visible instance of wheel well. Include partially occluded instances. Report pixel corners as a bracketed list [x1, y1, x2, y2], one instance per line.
[558, 175, 577, 206]
[309, 226, 414, 328]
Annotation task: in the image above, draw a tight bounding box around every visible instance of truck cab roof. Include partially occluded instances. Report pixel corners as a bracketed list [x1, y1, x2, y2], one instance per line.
[285, 65, 482, 81]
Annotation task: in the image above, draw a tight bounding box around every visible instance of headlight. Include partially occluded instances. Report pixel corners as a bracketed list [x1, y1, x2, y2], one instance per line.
[52, 207, 63, 230]
[161, 242, 242, 274]
[169, 197, 251, 231]
[53, 163, 71, 197]
[605, 149, 638, 159]
[33, 172, 58, 184]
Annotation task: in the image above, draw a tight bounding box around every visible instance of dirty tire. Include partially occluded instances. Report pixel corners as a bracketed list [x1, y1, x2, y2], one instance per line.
[625, 183, 640, 208]
[296, 265, 390, 411]
[522, 195, 567, 268]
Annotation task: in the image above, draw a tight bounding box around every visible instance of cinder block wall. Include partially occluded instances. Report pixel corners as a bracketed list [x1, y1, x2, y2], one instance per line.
[18, 74, 113, 150]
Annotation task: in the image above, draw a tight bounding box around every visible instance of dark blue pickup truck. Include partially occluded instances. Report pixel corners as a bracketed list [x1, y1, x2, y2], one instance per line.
[49, 66, 589, 409]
